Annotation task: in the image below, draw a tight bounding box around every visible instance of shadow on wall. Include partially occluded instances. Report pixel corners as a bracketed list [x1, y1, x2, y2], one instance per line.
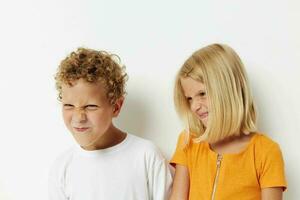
[248, 68, 295, 199]
[114, 94, 150, 139]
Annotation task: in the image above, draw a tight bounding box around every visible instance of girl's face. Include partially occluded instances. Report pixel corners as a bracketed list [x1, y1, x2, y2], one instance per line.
[180, 77, 209, 127]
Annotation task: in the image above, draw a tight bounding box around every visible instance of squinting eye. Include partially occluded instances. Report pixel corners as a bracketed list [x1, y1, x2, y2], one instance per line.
[63, 104, 74, 110]
[85, 105, 98, 110]
[199, 91, 206, 97]
[186, 97, 192, 103]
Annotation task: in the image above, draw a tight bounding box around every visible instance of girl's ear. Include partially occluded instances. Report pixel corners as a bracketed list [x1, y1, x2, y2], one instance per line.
[112, 97, 124, 117]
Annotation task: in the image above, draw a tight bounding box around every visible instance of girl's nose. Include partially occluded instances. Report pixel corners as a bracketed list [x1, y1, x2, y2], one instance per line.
[191, 99, 202, 112]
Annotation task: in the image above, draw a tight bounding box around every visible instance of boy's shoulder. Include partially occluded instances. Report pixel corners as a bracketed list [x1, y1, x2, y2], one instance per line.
[49, 146, 76, 179]
[126, 133, 164, 157]
[125, 134, 169, 172]
[49, 134, 166, 174]
[128, 133, 156, 147]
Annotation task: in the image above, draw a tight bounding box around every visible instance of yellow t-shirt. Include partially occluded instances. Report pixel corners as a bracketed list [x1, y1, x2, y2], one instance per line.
[170, 132, 287, 200]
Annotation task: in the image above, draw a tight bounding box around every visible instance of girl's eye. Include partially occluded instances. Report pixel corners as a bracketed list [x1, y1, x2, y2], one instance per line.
[199, 92, 206, 97]
[186, 97, 192, 102]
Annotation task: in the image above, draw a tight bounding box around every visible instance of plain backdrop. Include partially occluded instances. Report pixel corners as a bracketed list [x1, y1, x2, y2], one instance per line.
[0, 0, 299, 199]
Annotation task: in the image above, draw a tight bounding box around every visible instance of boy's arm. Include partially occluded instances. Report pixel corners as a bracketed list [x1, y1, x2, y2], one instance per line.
[48, 179, 67, 200]
[148, 157, 173, 200]
[48, 174, 68, 200]
[48, 163, 68, 200]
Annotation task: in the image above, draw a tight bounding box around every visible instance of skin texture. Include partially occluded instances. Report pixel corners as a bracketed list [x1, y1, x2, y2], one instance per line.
[61, 79, 125, 151]
[261, 188, 283, 200]
[169, 78, 283, 200]
[169, 164, 189, 200]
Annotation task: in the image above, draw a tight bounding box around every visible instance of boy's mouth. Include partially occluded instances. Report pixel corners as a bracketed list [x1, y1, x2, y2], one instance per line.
[73, 127, 90, 132]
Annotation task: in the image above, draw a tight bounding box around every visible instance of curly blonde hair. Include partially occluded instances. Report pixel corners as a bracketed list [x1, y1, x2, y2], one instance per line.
[55, 48, 128, 105]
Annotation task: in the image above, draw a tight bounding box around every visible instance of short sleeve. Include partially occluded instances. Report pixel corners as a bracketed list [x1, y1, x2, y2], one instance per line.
[148, 159, 173, 200]
[144, 141, 173, 200]
[259, 143, 287, 190]
[170, 132, 188, 167]
[48, 163, 68, 200]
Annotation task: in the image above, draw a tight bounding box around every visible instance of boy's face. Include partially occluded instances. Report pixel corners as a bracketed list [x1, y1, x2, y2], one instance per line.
[61, 79, 123, 150]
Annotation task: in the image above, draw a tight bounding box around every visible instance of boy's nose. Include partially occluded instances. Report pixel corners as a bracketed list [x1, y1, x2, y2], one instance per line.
[73, 110, 87, 123]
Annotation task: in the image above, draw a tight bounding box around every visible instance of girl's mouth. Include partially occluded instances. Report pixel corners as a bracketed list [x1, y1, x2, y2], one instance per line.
[199, 112, 208, 119]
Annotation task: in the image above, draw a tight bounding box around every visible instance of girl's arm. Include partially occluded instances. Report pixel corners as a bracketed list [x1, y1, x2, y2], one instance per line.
[169, 164, 189, 200]
[261, 187, 283, 200]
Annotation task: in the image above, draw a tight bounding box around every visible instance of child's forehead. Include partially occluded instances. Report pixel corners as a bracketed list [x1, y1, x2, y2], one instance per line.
[180, 77, 206, 87]
[63, 78, 105, 88]
[61, 79, 108, 99]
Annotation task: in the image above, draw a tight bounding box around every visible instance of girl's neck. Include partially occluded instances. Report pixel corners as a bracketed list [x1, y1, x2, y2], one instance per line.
[209, 133, 255, 155]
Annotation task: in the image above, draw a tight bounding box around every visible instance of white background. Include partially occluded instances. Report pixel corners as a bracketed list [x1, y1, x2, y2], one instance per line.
[0, 0, 299, 199]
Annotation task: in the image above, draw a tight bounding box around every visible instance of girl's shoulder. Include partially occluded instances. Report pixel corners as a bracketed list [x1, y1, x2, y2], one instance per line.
[175, 131, 208, 153]
[251, 132, 283, 157]
[252, 132, 280, 147]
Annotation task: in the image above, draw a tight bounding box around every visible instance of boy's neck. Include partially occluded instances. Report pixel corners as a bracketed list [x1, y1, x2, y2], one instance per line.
[81, 126, 127, 151]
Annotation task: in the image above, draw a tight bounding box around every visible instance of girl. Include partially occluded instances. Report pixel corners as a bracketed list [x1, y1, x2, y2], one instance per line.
[169, 44, 287, 200]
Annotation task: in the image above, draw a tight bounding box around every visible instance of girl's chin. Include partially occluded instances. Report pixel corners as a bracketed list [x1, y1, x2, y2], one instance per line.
[199, 118, 208, 127]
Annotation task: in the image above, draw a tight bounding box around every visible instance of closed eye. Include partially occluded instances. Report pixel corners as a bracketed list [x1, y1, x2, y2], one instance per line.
[186, 97, 192, 102]
[84, 105, 99, 110]
[63, 104, 74, 110]
[198, 91, 206, 97]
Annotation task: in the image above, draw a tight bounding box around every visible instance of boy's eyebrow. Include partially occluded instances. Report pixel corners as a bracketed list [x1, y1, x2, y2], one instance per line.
[62, 103, 101, 109]
[63, 103, 74, 106]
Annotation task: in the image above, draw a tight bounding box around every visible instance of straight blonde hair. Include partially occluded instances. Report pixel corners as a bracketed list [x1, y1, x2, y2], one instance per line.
[174, 44, 257, 144]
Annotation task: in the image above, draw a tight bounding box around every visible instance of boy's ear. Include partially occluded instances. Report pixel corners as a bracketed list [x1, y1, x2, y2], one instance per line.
[112, 97, 124, 117]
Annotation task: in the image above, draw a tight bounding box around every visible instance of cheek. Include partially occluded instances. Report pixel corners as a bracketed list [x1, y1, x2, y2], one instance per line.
[205, 100, 210, 110]
[88, 111, 112, 124]
[189, 101, 197, 113]
[62, 111, 72, 124]
[86, 113, 97, 124]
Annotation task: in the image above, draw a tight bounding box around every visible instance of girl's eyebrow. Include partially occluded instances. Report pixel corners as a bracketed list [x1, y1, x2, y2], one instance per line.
[184, 89, 206, 97]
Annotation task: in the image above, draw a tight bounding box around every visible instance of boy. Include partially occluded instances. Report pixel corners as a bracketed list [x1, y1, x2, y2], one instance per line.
[49, 48, 173, 200]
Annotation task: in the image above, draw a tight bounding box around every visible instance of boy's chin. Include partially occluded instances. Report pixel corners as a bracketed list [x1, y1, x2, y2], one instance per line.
[72, 134, 99, 150]
[76, 141, 97, 151]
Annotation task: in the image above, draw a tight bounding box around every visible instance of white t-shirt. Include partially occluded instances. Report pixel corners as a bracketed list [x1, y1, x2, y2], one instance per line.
[49, 134, 173, 200]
